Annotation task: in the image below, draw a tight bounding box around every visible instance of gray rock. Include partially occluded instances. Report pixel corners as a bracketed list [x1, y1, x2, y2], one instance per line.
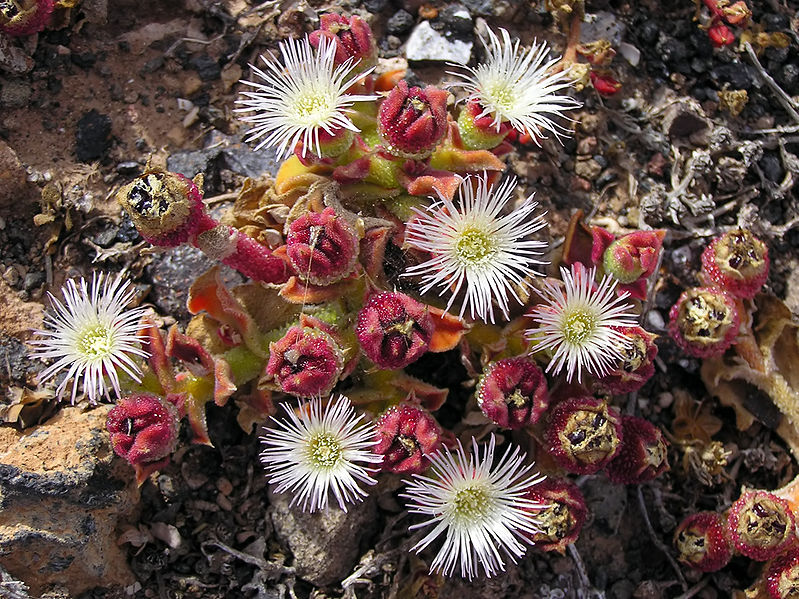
[440, 4, 473, 35]
[0, 79, 31, 109]
[405, 21, 472, 64]
[580, 11, 626, 47]
[269, 491, 378, 586]
[386, 9, 414, 36]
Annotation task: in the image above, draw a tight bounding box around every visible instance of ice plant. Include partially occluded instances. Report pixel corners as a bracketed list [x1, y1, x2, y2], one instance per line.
[668, 287, 740, 358]
[403, 174, 547, 323]
[236, 35, 376, 160]
[726, 490, 797, 561]
[448, 27, 579, 147]
[523, 478, 587, 554]
[285, 207, 360, 285]
[674, 511, 733, 572]
[700, 229, 769, 299]
[527, 264, 638, 383]
[0, 0, 54, 36]
[260, 394, 381, 512]
[374, 404, 442, 474]
[767, 552, 799, 599]
[596, 326, 658, 394]
[308, 13, 377, 71]
[401, 434, 546, 579]
[476, 356, 549, 429]
[30, 273, 148, 404]
[605, 415, 669, 485]
[378, 81, 449, 159]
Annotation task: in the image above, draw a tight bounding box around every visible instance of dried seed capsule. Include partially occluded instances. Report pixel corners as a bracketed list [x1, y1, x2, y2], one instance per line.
[523, 478, 588, 554]
[668, 287, 740, 358]
[0, 0, 53, 36]
[605, 415, 669, 485]
[266, 324, 345, 397]
[378, 81, 449, 159]
[727, 491, 797, 561]
[766, 551, 799, 599]
[545, 396, 623, 475]
[597, 326, 658, 394]
[700, 229, 769, 299]
[674, 511, 733, 572]
[374, 404, 442, 474]
[476, 357, 549, 430]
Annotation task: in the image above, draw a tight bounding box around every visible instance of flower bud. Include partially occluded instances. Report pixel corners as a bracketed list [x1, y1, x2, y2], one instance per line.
[476, 357, 549, 430]
[727, 491, 797, 561]
[545, 396, 623, 475]
[700, 229, 769, 299]
[597, 326, 658, 394]
[356, 291, 434, 370]
[0, 0, 53, 36]
[589, 71, 622, 96]
[523, 478, 588, 554]
[285, 207, 360, 286]
[266, 323, 345, 397]
[309, 13, 377, 71]
[378, 80, 449, 159]
[602, 230, 665, 285]
[767, 551, 799, 599]
[106, 393, 180, 483]
[674, 511, 733, 572]
[668, 287, 740, 358]
[606, 415, 669, 485]
[708, 21, 735, 47]
[456, 99, 512, 150]
[374, 404, 442, 474]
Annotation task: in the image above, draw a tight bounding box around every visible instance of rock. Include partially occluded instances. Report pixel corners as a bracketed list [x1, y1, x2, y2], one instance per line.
[364, 0, 388, 11]
[0, 34, 34, 75]
[405, 21, 472, 64]
[0, 406, 139, 596]
[0, 140, 31, 211]
[574, 157, 602, 180]
[0, 79, 31, 109]
[190, 54, 220, 82]
[439, 4, 473, 35]
[0, 335, 40, 387]
[386, 10, 414, 36]
[460, 0, 495, 17]
[581, 12, 625, 47]
[269, 491, 378, 586]
[75, 110, 112, 163]
[146, 245, 219, 322]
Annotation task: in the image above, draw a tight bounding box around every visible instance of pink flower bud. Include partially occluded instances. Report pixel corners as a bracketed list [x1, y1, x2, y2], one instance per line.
[309, 13, 377, 70]
[523, 478, 588, 554]
[708, 21, 735, 47]
[106, 393, 180, 484]
[545, 396, 623, 475]
[356, 291, 434, 370]
[0, 0, 53, 36]
[605, 415, 669, 485]
[727, 491, 797, 561]
[266, 322, 345, 397]
[476, 357, 549, 430]
[603, 230, 665, 285]
[674, 511, 733, 572]
[668, 287, 740, 358]
[700, 229, 769, 299]
[589, 71, 622, 96]
[597, 326, 658, 394]
[374, 404, 443, 474]
[378, 81, 449, 159]
[285, 207, 360, 286]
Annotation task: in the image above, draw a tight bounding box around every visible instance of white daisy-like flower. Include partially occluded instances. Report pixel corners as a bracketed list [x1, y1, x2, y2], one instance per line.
[236, 35, 376, 159]
[401, 434, 546, 580]
[403, 174, 547, 324]
[448, 27, 580, 140]
[526, 263, 638, 383]
[260, 394, 381, 513]
[29, 273, 148, 404]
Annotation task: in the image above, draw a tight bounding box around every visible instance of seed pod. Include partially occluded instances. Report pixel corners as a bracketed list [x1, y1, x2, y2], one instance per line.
[668, 287, 740, 358]
[766, 551, 799, 599]
[374, 404, 442, 474]
[674, 511, 733, 572]
[476, 357, 549, 429]
[727, 490, 797, 561]
[266, 324, 345, 397]
[700, 229, 769, 299]
[523, 478, 588, 554]
[0, 0, 53, 36]
[596, 326, 658, 394]
[605, 415, 669, 485]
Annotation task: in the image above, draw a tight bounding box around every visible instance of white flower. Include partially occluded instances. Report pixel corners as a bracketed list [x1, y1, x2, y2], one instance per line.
[29, 273, 148, 404]
[236, 35, 376, 159]
[403, 174, 547, 324]
[527, 264, 638, 383]
[448, 27, 580, 140]
[401, 434, 546, 580]
[260, 395, 381, 513]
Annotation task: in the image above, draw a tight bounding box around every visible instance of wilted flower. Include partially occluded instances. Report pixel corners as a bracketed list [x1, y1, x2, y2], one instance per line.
[605, 415, 669, 485]
[523, 478, 587, 554]
[260, 394, 381, 512]
[285, 207, 360, 285]
[236, 36, 376, 159]
[527, 264, 638, 383]
[374, 404, 442, 474]
[401, 434, 546, 579]
[448, 27, 579, 141]
[596, 326, 658, 394]
[674, 511, 733, 572]
[30, 273, 148, 404]
[403, 174, 547, 323]
[476, 356, 549, 429]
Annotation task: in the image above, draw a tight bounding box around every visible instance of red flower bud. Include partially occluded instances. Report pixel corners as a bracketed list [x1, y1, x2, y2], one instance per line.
[674, 511, 733, 572]
[700, 229, 769, 299]
[523, 478, 588, 554]
[708, 21, 735, 47]
[597, 326, 658, 394]
[476, 357, 549, 430]
[266, 322, 345, 397]
[668, 287, 740, 358]
[605, 415, 669, 485]
[767, 551, 799, 599]
[727, 491, 797, 561]
[589, 71, 622, 96]
[603, 230, 665, 285]
[378, 81, 449, 159]
[374, 404, 443, 474]
[0, 0, 53, 36]
[106, 393, 180, 483]
[285, 207, 360, 286]
[309, 13, 377, 71]
[545, 396, 623, 475]
[356, 292, 434, 369]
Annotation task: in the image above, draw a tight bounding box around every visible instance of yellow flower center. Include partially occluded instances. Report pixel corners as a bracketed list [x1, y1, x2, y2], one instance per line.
[451, 485, 491, 524]
[308, 432, 342, 468]
[77, 324, 114, 359]
[293, 94, 331, 123]
[455, 228, 495, 264]
[563, 308, 596, 345]
[483, 80, 515, 113]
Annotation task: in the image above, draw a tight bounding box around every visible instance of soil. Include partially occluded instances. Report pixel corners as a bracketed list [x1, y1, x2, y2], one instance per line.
[1, 0, 798, 598]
